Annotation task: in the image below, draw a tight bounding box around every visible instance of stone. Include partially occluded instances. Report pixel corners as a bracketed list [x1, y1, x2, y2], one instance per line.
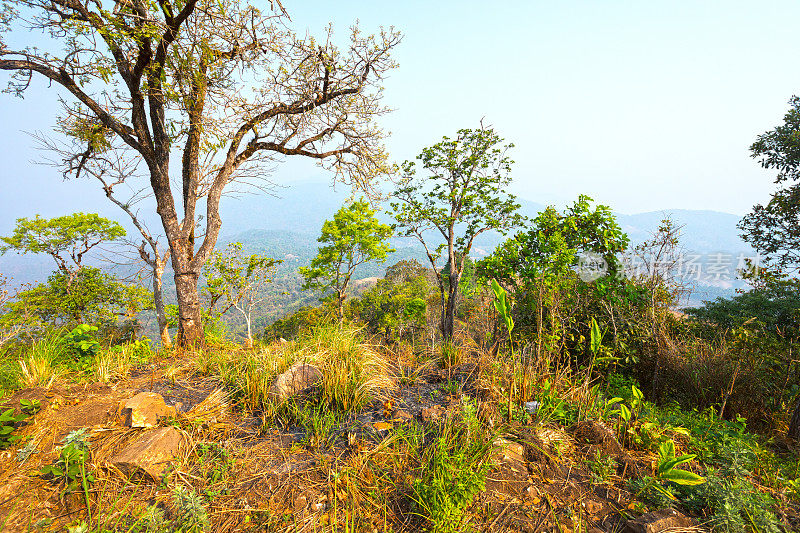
[420, 405, 446, 423]
[493, 437, 527, 475]
[581, 499, 604, 515]
[570, 420, 623, 454]
[624, 508, 695, 533]
[109, 426, 184, 480]
[269, 362, 322, 401]
[392, 409, 413, 422]
[117, 392, 176, 428]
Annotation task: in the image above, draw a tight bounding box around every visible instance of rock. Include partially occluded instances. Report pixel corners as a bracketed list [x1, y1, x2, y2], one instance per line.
[570, 420, 623, 454]
[420, 405, 446, 423]
[392, 409, 413, 422]
[269, 362, 322, 401]
[293, 494, 308, 513]
[524, 401, 540, 415]
[109, 426, 184, 480]
[117, 392, 176, 428]
[493, 437, 527, 475]
[624, 508, 695, 533]
[581, 499, 604, 515]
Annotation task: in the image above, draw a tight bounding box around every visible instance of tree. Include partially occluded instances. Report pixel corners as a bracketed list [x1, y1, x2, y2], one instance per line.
[390, 126, 524, 340]
[1, 267, 152, 330]
[32, 138, 174, 347]
[739, 96, 800, 272]
[479, 195, 628, 288]
[0, 213, 125, 286]
[300, 200, 394, 321]
[358, 260, 432, 341]
[477, 195, 628, 356]
[203, 242, 280, 347]
[0, 0, 401, 345]
[737, 95, 800, 439]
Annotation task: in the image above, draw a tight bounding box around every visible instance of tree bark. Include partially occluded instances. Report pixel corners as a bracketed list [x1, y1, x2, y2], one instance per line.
[152, 263, 172, 349]
[442, 273, 460, 340]
[174, 271, 203, 346]
[789, 397, 800, 441]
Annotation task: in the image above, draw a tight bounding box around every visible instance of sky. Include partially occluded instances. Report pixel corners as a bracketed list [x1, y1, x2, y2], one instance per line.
[2, 0, 800, 234]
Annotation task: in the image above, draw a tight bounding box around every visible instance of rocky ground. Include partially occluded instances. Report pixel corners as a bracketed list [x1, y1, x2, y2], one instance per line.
[0, 354, 728, 532]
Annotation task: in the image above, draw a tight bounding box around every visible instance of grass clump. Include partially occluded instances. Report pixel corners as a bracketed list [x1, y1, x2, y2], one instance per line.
[210, 324, 393, 418]
[411, 397, 492, 533]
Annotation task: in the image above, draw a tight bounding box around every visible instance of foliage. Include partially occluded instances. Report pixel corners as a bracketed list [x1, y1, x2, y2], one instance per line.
[203, 241, 281, 345]
[20, 398, 41, 415]
[0, 213, 125, 274]
[739, 95, 800, 271]
[686, 277, 800, 333]
[411, 399, 491, 533]
[391, 126, 524, 339]
[301, 200, 394, 319]
[355, 260, 433, 342]
[39, 428, 95, 521]
[172, 486, 209, 533]
[0, 407, 26, 449]
[1, 267, 152, 330]
[479, 195, 628, 286]
[491, 279, 514, 335]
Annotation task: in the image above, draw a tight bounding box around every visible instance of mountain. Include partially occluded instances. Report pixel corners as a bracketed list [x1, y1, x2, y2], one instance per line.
[0, 180, 756, 313]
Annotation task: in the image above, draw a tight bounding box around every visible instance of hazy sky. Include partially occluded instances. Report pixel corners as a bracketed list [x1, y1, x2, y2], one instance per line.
[2, 0, 800, 234]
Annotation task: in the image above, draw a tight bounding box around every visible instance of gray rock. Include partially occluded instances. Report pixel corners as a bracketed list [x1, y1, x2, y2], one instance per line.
[269, 362, 323, 401]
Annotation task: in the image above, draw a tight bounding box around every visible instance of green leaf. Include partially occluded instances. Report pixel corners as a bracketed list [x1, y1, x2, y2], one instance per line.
[590, 317, 602, 355]
[660, 468, 706, 486]
[658, 454, 696, 474]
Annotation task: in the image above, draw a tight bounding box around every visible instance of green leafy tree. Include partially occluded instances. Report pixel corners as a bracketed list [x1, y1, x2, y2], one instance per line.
[1, 267, 152, 331]
[203, 242, 280, 347]
[0, 0, 400, 346]
[301, 200, 394, 321]
[357, 260, 433, 341]
[737, 96, 800, 439]
[479, 195, 628, 287]
[478, 196, 628, 360]
[739, 96, 800, 273]
[390, 126, 524, 340]
[0, 213, 125, 286]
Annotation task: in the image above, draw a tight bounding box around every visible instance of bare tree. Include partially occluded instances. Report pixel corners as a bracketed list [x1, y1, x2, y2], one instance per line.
[1, 0, 400, 345]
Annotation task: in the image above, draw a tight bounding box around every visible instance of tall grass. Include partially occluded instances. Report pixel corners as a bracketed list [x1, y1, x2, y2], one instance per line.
[18, 331, 66, 388]
[201, 324, 395, 416]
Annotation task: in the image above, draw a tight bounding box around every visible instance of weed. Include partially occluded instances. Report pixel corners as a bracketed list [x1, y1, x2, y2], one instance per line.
[18, 331, 66, 387]
[411, 397, 492, 532]
[438, 340, 461, 368]
[442, 379, 461, 397]
[587, 450, 616, 483]
[0, 407, 26, 448]
[20, 398, 41, 415]
[196, 442, 234, 498]
[39, 428, 94, 520]
[172, 486, 209, 532]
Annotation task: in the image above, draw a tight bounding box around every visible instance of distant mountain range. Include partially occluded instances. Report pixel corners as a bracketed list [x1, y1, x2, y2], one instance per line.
[0, 180, 755, 318]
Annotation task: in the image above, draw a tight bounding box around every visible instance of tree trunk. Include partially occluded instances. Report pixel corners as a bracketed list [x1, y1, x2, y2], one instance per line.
[244, 315, 253, 349]
[789, 397, 800, 441]
[152, 263, 172, 349]
[442, 275, 459, 340]
[337, 291, 345, 323]
[174, 271, 204, 346]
